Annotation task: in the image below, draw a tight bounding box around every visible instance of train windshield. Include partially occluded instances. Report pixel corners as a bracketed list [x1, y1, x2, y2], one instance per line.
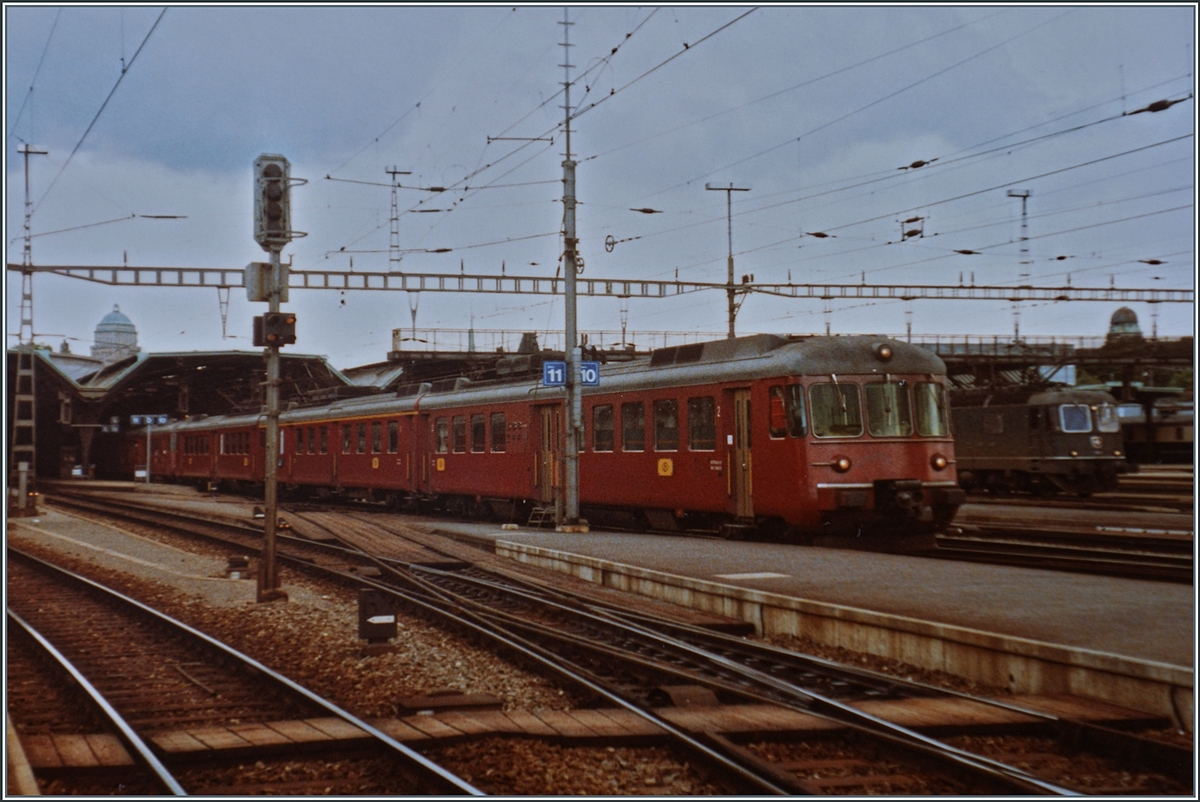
[1058, 404, 1092, 433]
[1095, 403, 1121, 433]
[865, 382, 912, 437]
[810, 382, 863, 437]
[914, 382, 949, 436]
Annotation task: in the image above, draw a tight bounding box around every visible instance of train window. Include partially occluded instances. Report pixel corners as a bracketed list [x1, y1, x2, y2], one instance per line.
[308, 427, 316, 454]
[785, 386, 806, 437]
[388, 421, 399, 453]
[810, 383, 863, 437]
[357, 423, 368, 453]
[320, 426, 328, 454]
[471, 414, 486, 453]
[914, 383, 949, 437]
[296, 428, 304, 455]
[866, 382, 913, 437]
[371, 422, 383, 453]
[768, 387, 787, 438]
[452, 416, 467, 453]
[490, 412, 506, 453]
[654, 400, 679, 451]
[220, 433, 227, 454]
[687, 397, 716, 450]
[1058, 404, 1092, 433]
[436, 418, 449, 454]
[592, 405, 614, 452]
[342, 424, 353, 454]
[622, 402, 645, 452]
[1095, 404, 1120, 433]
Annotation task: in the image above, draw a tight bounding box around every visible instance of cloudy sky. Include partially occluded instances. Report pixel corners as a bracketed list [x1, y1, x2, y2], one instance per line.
[5, 5, 1195, 368]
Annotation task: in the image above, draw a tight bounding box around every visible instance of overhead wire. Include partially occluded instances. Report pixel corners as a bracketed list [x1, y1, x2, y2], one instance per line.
[7, 6, 62, 144]
[33, 7, 168, 213]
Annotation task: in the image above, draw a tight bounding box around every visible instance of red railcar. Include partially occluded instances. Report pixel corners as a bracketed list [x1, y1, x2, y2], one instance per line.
[126, 334, 964, 541]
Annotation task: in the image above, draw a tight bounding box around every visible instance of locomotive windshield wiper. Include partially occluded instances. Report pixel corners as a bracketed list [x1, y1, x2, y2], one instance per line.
[830, 374, 848, 413]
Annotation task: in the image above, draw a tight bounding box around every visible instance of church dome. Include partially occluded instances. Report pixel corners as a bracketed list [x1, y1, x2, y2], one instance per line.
[1110, 307, 1138, 327]
[1105, 306, 1143, 344]
[92, 304, 140, 362]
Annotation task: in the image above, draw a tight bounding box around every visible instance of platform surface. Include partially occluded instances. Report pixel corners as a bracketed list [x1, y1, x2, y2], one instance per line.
[434, 522, 1194, 668]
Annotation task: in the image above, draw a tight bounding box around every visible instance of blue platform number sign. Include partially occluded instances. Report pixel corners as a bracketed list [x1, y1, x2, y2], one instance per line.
[542, 360, 566, 387]
[580, 361, 600, 386]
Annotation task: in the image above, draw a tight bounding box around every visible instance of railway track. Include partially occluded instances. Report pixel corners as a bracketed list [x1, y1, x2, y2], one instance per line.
[32, 487, 1194, 794]
[5, 547, 481, 796]
[932, 525, 1193, 583]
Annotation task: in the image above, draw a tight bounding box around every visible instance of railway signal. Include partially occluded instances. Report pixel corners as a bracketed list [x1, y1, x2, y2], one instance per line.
[254, 154, 292, 250]
[253, 312, 297, 346]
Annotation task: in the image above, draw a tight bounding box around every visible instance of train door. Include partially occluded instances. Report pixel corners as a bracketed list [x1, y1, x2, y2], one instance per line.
[730, 388, 754, 518]
[412, 413, 432, 495]
[534, 404, 561, 506]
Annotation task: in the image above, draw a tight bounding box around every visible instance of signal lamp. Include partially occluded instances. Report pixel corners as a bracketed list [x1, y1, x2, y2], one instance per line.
[254, 154, 292, 250]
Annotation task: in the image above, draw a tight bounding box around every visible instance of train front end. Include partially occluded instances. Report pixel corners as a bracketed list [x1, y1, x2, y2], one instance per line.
[789, 337, 964, 544]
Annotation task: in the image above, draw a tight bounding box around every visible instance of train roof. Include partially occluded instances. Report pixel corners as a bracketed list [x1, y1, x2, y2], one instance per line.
[950, 384, 1118, 407]
[152, 334, 945, 431]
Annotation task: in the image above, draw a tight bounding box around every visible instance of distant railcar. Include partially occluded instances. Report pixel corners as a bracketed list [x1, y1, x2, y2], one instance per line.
[1119, 397, 1194, 464]
[126, 334, 965, 541]
[951, 386, 1130, 496]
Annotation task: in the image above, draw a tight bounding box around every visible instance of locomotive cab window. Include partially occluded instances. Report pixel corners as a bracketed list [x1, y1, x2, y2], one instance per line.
[435, 418, 449, 454]
[810, 382, 863, 437]
[768, 386, 807, 439]
[1057, 404, 1092, 433]
[914, 383, 949, 436]
[687, 397, 716, 450]
[592, 405, 614, 452]
[866, 382, 913, 437]
[653, 400, 679, 451]
[622, 402, 645, 452]
[490, 412, 506, 452]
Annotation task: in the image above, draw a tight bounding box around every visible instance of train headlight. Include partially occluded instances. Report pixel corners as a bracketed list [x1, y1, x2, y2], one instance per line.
[1069, 450, 1078, 457]
[833, 456, 852, 473]
[930, 453, 948, 471]
[874, 343, 893, 362]
[1113, 450, 1122, 457]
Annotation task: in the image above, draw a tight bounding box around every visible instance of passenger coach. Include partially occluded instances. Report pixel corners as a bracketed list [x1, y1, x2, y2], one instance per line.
[129, 334, 964, 542]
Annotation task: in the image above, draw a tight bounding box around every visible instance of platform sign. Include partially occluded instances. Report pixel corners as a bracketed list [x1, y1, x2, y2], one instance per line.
[542, 360, 566, 387]
[580, 361, 600, 386]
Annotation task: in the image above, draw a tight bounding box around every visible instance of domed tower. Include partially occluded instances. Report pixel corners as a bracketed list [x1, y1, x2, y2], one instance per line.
[91, 304, 141, 362]
[1105, 307, 1144, 345]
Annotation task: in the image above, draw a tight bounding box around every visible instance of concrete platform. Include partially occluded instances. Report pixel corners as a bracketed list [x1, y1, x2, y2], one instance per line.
[430, 521, 1194, 731]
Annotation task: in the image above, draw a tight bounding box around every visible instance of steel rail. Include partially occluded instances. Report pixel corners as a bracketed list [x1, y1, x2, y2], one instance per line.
[6, 546, 483, 796]
[6, 608, 187, 795]
[392, 559, 1075, 795]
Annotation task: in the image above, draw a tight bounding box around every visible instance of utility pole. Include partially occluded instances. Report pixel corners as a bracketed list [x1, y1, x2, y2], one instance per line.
[1007, 189, 1030, 341]
[559, 8, 586, 531]
[705, 182, 750, 339]
[9, 144, 48, 510]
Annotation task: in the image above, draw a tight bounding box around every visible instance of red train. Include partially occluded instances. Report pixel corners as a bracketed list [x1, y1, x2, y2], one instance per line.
[125, 334, 964, 541]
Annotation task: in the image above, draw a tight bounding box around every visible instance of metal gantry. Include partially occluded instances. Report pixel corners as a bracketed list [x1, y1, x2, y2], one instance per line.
[8, 263, 1192, 304]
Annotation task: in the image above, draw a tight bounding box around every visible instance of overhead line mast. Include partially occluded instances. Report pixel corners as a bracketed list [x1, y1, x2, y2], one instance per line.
[559, 7, 586, 532]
